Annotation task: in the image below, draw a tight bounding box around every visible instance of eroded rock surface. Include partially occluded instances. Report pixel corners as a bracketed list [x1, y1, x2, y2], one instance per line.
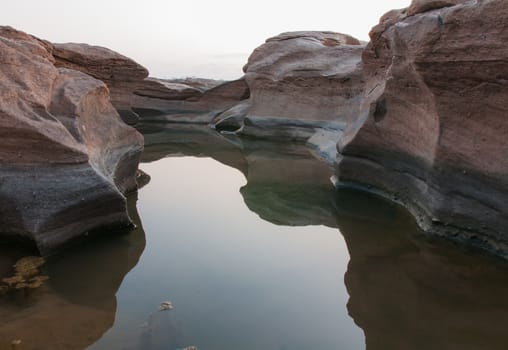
[52, 43, 249, 124]
[0, 26, 144, 254]
[407, 0, 469, 15]
[241, 31, 364, 139]
[209, 31, 365, 163]
[336, 0, 508, 254]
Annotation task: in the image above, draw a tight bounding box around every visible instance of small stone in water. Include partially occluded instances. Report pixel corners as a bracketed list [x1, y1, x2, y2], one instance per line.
[160, 301, 173, 310]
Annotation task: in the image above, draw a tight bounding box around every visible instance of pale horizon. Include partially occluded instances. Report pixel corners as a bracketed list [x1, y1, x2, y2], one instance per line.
[1, 0, 410, 80]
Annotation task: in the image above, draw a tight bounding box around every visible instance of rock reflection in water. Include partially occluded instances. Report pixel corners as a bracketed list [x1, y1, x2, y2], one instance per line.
[142, 123, 508, 350]
[0, 194, 146, 350]
[336, 188, 508, 350]
[2, 123, 508, 349]
[141, 123, 337, 229]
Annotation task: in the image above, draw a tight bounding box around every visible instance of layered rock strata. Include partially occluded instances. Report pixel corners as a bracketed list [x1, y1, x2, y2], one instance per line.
[0, 26, 144, 254]
[52, 43, 249, 124]
[211, 31, 366, 163]
[336, 0, 508, 254]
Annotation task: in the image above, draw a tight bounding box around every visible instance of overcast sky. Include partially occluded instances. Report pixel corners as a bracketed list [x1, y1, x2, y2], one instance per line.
[1, 0, 410, 79]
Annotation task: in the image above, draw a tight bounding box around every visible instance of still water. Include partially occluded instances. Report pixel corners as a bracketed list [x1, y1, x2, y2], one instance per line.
[2, 124, 508, 350]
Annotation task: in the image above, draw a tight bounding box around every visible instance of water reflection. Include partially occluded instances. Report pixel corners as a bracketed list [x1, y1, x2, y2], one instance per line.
[141, 123, 338, 228]
[1, 123, 508, 349]
[0, 194, 146, 350]
[337, 189, 508, 350]
[141, 123, 508, 350]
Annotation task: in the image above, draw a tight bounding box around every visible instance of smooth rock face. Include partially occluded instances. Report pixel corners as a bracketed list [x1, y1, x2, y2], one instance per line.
[336, 0, 508, 254]
[0, 27, 144, 254]
[239, 31, 365, 141]
[53, 43, 249, 124]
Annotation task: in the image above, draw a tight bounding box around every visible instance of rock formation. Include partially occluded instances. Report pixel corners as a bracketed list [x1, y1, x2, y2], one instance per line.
[211, 31, 365, 163]
[243, 32, 364, 134]
[336, 0, 508, 255]
[52, 43, 249, 124]
[52, 31, 363, 165]
[0, 26, 144, 254]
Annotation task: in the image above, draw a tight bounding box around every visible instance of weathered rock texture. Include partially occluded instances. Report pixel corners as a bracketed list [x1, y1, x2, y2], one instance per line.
[211, 31, 366, 163]
[0, 26, 144, 254]
[336, 0, 508, 254]
[52, 43, 249, 124]
[242, 31, 364, 134]
[0, 194, 146, 350]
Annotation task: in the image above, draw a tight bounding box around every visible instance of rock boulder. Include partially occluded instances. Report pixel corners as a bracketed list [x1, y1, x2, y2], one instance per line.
[240, 31, 365, 141]
[0, 27, 144, 254]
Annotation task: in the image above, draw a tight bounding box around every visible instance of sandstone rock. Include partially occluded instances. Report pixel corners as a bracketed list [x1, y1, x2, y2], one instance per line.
[169, 77, 226, 91]
[52, 42, 249, 124]
[122, 78, 249, 124]
[0, 27, 144, 254]
[407, 0, 469, 16]
[135, 78, 204, 100]
[52, 42, 149, 81]
[336, 0, 508, 255]
[234, 31, 365, 148]
[211, 101, 251, 133]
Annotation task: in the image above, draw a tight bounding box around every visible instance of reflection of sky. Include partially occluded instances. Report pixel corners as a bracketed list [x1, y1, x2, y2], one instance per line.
[1, 0, 410, 79]
[89, 157, 364, 350]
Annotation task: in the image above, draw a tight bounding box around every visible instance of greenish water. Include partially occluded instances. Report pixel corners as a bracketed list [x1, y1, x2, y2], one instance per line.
[2, 124, 508, 350]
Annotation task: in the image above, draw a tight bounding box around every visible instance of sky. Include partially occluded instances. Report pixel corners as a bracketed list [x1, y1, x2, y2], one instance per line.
[1, 0, 410, 80]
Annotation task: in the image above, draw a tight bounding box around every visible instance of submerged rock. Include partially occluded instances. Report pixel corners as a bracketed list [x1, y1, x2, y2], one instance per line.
[0, 256, 48, 294]
[0, 192, 147, 349]
[0, 26, 144, 254]
[336, 0, 508, 254]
